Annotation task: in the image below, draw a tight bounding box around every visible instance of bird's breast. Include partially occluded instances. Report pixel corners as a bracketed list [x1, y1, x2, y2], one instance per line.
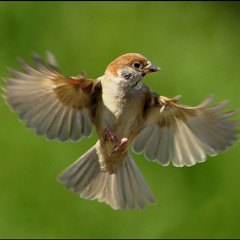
[99, 87, 145, 141]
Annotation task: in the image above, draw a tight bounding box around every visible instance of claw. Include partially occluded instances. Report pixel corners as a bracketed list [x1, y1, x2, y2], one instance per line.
[110, 138, 128, 156]
[104, 127, 118, 143]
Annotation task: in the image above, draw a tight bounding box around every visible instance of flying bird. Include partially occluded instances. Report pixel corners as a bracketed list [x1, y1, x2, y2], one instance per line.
[2, 52, 239, 210]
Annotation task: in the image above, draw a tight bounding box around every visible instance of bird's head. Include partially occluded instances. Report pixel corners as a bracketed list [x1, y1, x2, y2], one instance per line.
[105, 53, 160, 87]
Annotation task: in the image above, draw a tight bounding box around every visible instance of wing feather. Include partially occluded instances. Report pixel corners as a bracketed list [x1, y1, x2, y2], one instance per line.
[3, 52, 101, 142]
[132, 94, 239, 167]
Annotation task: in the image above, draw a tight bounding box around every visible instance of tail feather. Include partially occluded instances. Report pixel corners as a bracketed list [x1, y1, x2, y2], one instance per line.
[128, 155, 157, 205]
[81, 171, 106, 200]
[126, 162, 145, 209]
[58, 146, 99, 193]
[58, 144, 157, 210]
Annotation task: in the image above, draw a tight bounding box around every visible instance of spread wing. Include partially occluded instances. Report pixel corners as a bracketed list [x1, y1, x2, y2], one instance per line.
[132, 94, 239, 167]
[3, 52, 101, 142]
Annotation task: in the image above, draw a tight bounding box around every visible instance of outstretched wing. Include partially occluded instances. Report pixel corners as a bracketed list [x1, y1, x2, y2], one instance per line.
[132, 94, 239, 167]
[3, 52, 101, 142]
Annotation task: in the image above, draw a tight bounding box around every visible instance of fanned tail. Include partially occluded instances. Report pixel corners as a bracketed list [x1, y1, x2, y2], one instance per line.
[58, 143, 156, 210]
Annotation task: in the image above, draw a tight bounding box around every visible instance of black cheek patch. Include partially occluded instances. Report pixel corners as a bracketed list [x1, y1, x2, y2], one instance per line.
[121, 71, 132, 79]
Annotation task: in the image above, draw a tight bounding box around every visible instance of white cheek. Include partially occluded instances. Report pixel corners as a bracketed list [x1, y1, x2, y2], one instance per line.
[111, 75, 122, 84]
[105, 71, 122, 84]
[116, 69, 122, 77]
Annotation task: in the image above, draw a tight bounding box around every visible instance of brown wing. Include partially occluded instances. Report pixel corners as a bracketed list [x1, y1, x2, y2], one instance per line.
[3, 52, 101, 142]
[132, 94, 239, 167]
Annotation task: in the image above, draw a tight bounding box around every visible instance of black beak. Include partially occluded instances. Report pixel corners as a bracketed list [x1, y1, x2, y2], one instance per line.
[143, 63, 161, 73]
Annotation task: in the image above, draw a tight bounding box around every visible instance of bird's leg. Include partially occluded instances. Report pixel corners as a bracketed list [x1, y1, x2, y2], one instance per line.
[104, 127, 118, 143]
[103, 127, 129, 156]
[110, 138, 129, 157]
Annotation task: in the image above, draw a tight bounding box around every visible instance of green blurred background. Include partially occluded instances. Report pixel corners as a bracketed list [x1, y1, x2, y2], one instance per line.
[0, 1, 240, 239]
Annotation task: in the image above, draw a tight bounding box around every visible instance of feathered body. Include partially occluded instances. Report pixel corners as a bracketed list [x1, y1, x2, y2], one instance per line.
[2, 52, 239, 210]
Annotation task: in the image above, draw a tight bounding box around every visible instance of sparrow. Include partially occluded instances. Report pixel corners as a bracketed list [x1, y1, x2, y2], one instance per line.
[2, 52, 239, 211]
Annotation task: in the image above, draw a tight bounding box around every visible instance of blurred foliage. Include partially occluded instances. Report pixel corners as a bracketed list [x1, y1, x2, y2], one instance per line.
[0, 1, 240, 239]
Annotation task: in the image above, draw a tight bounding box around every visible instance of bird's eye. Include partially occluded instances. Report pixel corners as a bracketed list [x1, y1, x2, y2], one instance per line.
[132, 62, 141, 68]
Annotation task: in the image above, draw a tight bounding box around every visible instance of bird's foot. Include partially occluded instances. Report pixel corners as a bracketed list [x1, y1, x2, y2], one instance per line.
[104, 127, 128, 156]
[104, 127, 118, 143]
[110, 138, 128, 157]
